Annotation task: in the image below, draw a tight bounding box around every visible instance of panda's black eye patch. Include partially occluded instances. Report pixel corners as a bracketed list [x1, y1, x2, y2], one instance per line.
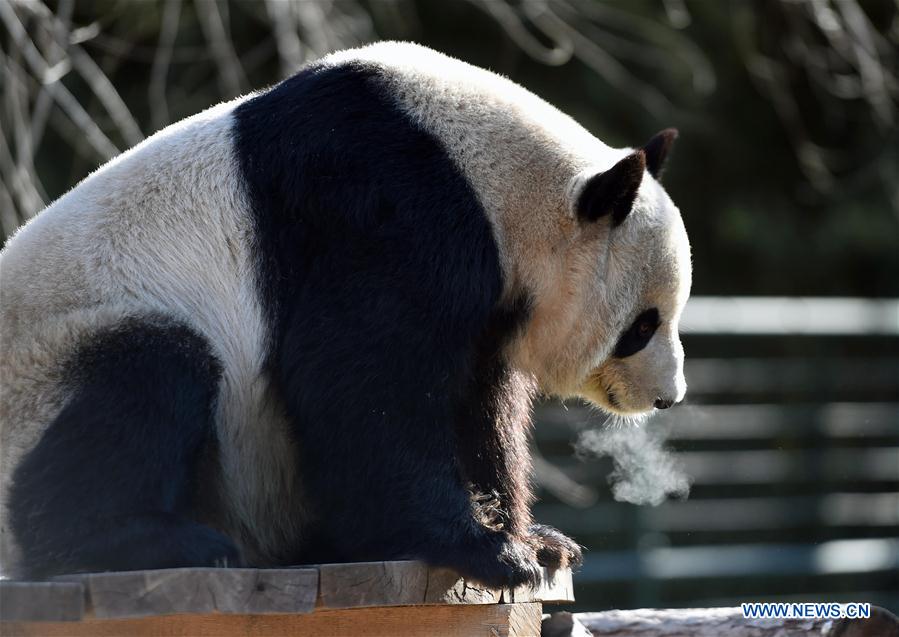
[613, 308, 661, 358]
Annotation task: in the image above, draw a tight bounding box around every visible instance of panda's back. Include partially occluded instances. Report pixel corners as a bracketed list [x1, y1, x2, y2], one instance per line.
[2, 99, 249, 335]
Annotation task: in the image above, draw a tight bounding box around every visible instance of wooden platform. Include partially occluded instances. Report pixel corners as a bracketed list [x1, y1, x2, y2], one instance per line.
[0, 561, 573, 637]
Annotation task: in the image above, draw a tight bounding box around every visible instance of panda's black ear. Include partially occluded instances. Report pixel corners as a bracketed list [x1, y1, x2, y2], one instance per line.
[576, 151, 646, 227]
[643, 128, 678, 179]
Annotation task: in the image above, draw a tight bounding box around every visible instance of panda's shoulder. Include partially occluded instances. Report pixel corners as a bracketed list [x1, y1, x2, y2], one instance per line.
[238, 42, 485, 116]
[320, 41, 461, 74]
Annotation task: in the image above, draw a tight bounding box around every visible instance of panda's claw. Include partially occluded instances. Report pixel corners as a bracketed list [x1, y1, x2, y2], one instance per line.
[528, 523, 583, 570]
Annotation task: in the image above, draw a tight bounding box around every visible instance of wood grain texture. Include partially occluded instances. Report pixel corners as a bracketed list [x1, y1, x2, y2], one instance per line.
[1, 561, 571, 624]
[506, 602, 544, 637]
[58, 567, 317, 618]
[0, 582, 85, 622]
[317, 561, 574, 609]
[506, 565, 574, 605]
[318, 561, 500, 608]
[1, 603, 544, 637]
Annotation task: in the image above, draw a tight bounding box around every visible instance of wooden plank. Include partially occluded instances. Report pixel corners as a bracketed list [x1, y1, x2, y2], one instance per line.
[1, 603, 544, 637]
[507, 566, 574, 605]
[506, 602, 545, 637]
[0, 581, 84, 622]
[2, 562, 569, 623]
[317, 560, 573, 609]
[58, 567, 317, 618]
[317, 561, 490, 608]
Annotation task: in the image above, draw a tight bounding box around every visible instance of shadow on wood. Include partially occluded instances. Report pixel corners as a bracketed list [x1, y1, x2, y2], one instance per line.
[0, 561, 573, 637]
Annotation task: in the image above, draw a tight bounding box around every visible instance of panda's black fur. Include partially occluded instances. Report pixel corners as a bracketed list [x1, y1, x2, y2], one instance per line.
[9, 319, 235, 579]
[2, 42, 690, 585]
[4, 58, 553, 586]
[232, 61, 539, 576]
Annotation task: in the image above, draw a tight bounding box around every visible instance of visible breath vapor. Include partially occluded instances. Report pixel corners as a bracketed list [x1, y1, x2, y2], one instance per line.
[576, 418, 690, 506]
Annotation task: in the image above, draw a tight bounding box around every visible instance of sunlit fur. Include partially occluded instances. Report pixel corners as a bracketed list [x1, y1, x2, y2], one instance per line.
[334, 43, 692, 416]
[578, 178, 692, 415]
[0, 100, 302, 574]
[0, 42, 689, 576]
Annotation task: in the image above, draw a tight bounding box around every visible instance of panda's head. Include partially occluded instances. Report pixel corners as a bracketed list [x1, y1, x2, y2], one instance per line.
[327, 43, 691, 416]
[472, 118, 691, 416]
[571, 131, 690, 416]
[505, 129, 690, 418]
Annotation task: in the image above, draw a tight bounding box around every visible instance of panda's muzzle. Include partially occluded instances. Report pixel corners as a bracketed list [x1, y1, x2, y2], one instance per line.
[606, 387, 622, 409]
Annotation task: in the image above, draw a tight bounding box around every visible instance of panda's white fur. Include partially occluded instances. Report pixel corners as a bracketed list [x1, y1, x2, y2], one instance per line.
[328, 43, 690, 411]
[1, 101, 301, 573]
[0, 41, 690, 578]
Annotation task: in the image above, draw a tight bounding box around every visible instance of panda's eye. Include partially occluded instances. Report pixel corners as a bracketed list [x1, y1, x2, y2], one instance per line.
[636, 319, 655, 338]
[613, 308, 660, 358]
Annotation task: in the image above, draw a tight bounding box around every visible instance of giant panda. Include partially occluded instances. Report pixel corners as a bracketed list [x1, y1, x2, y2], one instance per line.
[0, 42, 690, 585]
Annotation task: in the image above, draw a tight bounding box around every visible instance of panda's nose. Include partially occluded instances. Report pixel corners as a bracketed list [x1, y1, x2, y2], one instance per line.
[654, 397, 675, 410]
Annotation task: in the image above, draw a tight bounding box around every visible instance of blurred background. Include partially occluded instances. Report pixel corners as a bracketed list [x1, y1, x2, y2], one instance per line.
[1, 0, 897, 613]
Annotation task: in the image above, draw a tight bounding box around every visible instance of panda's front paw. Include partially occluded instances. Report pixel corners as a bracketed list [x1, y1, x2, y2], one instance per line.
[444, 532, 542, 589]
[495, 536, 543, 589]
[528, 523, 583, 570]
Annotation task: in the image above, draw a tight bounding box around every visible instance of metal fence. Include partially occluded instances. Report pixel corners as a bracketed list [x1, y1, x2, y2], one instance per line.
[532, 297, 899, 612]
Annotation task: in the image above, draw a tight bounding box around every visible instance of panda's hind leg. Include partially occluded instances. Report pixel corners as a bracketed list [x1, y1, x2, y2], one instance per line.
[8, 318, 239, 579]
